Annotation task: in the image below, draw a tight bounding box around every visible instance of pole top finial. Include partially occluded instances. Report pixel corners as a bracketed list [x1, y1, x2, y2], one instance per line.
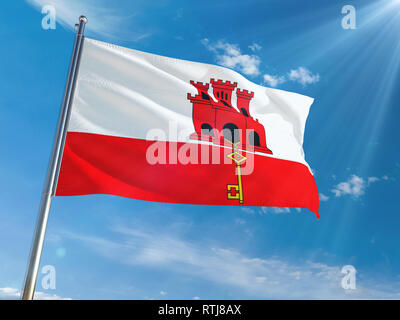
[79, 16, 88, 23]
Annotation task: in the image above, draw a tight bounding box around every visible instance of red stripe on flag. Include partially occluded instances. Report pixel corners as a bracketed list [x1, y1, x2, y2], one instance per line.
[56, 132, 319, 218]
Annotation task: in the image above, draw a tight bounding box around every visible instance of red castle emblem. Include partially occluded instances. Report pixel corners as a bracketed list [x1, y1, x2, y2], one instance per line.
[187, 78, 273, 154]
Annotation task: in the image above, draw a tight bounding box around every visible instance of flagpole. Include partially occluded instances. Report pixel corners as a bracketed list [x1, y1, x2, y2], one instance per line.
[21, 16, 87, 300]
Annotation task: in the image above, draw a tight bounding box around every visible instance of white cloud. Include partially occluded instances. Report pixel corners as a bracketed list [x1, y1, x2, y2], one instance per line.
[61, 227, 400, 299]
[263, 67, 319, 88]
[263, 74, 286, 87]
[201, 39, 319, 87]
[255, 276, 267, 283]
[248, 43, 262, 52]
[331, 175, 366, 198]
[368, 177, 379, 184]
[192, 296, 200, 300]
[331, 174, 384, 198]
[288, 67, 320, 86]
[160, 290, 167, 296]
[241, 207, 255, 214]
[0, 288, 20, 299]
[273, 207, 291, 213]
[34, 292, 72, 300]
[0, 287, 71, 300]
[201, 39, 261, 76]
[235, 218, 246, 225]
[260, 207, 291, 214]
[26, 0, 152, 41]
[319, 193, 330, 202]
[174, 8, 183, 20]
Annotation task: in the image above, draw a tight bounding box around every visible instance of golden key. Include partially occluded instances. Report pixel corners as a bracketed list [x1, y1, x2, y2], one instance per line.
[225, 140, 246, 204]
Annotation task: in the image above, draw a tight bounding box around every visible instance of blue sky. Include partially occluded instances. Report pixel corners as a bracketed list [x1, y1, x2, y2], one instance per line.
[0, 0, 399, 299]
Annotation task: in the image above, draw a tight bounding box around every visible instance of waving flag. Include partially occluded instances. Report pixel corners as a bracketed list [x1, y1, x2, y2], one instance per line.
[56, 38, 319, 217]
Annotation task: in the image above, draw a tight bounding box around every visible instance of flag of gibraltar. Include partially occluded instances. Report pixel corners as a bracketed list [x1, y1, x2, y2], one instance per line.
[56, 38, 320, 218]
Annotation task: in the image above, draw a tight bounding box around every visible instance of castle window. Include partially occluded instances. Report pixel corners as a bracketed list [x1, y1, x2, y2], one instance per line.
[221, 100, 231, 108]
[248, 131, 260, 146]
[223, 123, 240, 143]
[216, 92, 219, 98]
[201, 92, 211, 100]
[201, 123, 214, 137]
[225, 93, 228, 100]
[241, 108, 249, 117]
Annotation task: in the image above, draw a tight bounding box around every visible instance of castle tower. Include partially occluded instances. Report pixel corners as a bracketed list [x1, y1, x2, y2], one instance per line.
[236, 89, 254, 117]
[190, 80, 209, 95]
[210, 78, 237, 105]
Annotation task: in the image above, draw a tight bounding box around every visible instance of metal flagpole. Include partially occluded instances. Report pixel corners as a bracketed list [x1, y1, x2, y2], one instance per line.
[21, 16, 87, 300]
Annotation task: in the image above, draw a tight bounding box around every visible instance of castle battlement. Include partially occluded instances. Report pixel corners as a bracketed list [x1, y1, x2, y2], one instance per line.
[210, 78, 238, 88]
[190, 80, 209, 92]
[236, 89, 254, 99]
